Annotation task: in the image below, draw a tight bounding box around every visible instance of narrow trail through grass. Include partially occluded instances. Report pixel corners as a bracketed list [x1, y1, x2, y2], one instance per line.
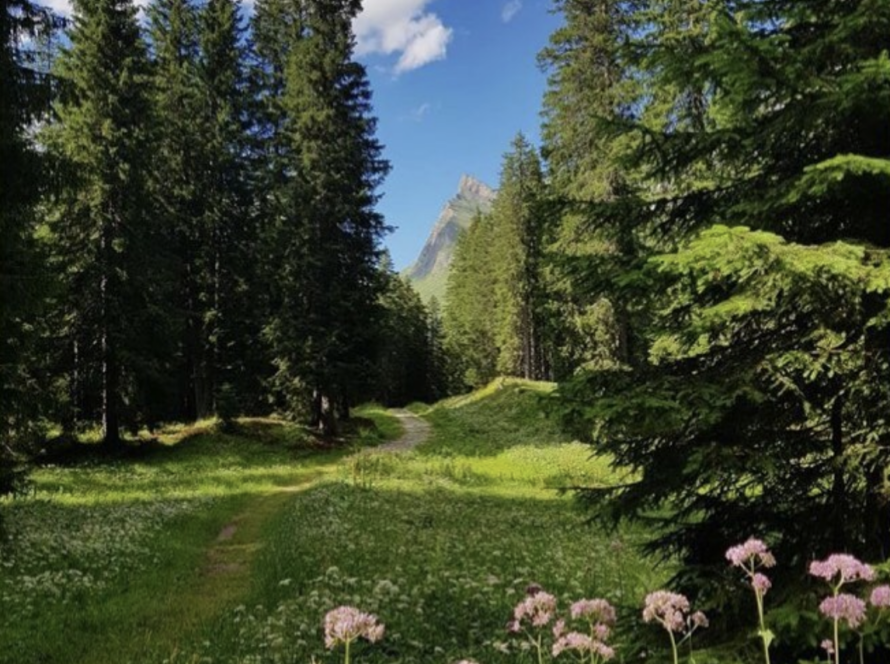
[2, 384, 665, 664]
[375, 410, 431, 452]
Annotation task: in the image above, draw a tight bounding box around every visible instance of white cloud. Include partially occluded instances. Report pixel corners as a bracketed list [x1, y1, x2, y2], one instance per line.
[407, 101, 431, 122]
[354, 0, 453, 74]
[39, 0, 151, 16]
[501, 0, 522, 23]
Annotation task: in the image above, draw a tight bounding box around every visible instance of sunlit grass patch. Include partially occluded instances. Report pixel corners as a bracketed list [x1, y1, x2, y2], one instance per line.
[0, 414, 404, 664]
[174, 481, 663, 664]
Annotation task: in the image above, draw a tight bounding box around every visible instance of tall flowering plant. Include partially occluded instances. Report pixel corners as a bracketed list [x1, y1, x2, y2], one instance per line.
[809, 555, 874, 664]
[642, 591, 708, 664]
[552, 598, 617, 663]
[323, 606, 385, 664]
[726, 538, 777, 664]
[509, 584, 559, 664]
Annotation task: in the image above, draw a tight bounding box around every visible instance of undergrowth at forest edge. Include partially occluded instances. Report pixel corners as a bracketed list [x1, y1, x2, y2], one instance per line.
[284, 542, 890, 664]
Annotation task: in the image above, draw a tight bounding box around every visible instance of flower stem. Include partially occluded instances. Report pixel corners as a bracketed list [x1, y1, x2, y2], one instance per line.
[833, 618, 840, 664]
[344, 639, 351, 664]
[668, 628, 679, 664]
[755, 590, 771, 664]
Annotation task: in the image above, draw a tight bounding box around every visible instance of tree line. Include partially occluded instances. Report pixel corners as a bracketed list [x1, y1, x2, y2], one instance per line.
[0, 0, 447, 486]
[442, 0, 890, 629]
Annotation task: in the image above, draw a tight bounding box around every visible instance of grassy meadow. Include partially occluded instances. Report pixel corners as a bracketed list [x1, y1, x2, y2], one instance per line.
[1, 382, 666, 664]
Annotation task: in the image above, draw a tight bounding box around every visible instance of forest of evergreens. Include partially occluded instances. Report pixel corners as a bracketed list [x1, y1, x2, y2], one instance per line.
[1, 0, 450, 470]
[441, 0, 890, 621]
[3, 0, 890, 654]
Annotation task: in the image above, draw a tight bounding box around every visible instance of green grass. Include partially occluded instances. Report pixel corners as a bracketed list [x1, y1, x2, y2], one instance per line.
[0, 415, 399, 664]
[168, 380, 664, 664]
[1, 384, 664, 664]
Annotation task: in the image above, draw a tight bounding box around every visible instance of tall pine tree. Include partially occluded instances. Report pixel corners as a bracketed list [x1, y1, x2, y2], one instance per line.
[262, 0, 389, 434]
[198, 0, 262, 418]
[48, 0, 155, 445]
[489, 133, 549, 380]
[1, 0, 55, 492]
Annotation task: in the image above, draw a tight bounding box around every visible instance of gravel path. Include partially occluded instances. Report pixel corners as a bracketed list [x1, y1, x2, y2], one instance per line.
[375, 409, 432, 453]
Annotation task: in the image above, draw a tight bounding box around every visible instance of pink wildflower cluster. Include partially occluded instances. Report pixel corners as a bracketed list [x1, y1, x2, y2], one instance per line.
[552, 631, 615, 660]
[818, 594, 867, 629]
[726, 538, 777, 570]
[871, 585, 890, 608]
[726, 539, 777, 598]
[642, 591, 693, 633]
[752, 573, 772, 596]
[549, 598, 617, 660]
[323, 606, 385, 649]
[571, 598, 617, 626]
[809, 554, 875, 586]
[509, 588, 558, 631]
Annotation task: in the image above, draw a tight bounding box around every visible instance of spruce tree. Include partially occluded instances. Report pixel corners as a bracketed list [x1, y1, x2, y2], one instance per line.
[443, 212, 499, 388]
[538, 0, 641, 376]
[1, 0, 55, 492]
[148, 0, 205, 422]
[263, 0, 389, 434]
[489, 134, 549, 380]
[372, 258, 433, 406]
[48, 0, 154, 446]
[198, 0, 261, 417]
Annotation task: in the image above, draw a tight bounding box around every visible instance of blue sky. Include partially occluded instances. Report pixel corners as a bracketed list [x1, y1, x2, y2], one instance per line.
[354, 0, 563, 270]
[45, 0, 563, 271]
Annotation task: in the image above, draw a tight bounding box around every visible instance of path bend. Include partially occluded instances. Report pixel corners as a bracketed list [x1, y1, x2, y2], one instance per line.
[375, 409, 431, 452]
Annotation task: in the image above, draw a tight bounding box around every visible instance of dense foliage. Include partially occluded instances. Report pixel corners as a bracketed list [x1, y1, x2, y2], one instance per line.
[0, 0, 57, 497]
[540, 0, 890, 621]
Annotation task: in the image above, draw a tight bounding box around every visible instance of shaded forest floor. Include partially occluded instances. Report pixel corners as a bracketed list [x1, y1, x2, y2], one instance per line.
[1, 382, 666, 664]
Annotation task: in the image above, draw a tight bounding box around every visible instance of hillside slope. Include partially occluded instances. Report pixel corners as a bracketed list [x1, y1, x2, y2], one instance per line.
[402, 174, 495, 303]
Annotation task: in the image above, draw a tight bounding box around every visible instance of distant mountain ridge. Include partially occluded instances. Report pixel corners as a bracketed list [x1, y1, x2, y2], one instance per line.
[403, 174, 496, 303]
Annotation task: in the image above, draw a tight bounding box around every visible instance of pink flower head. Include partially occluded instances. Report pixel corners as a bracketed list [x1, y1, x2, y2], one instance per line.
[809, 554, 875, 585]
[821, 639, 835, 655]
[455, 661, 479, 664]
[594, 623, 612, 641]
[513, 589, 558, 629]
[553, 619, 567, 639]
[324, 606, 385, 649]
[819, 593, 867, 629]
[752, 573, 772, 596]
[871, 585, 890, 608]
[690, 611, 709, 629]
[726, 538, 776, 569]
[570, 598, 617, 626]
[552, 632, 615, 660]
[642, 591, 690, 633]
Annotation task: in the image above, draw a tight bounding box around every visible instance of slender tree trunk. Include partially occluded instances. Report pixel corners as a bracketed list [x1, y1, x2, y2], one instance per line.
[830, 393, 847, 551]
[317, 391, 337, 437]
[99, 224, 121, 447]
[338, 391, 350, 422]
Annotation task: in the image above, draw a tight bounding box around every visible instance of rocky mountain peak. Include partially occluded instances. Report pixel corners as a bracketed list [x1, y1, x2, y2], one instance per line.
[457, 174, 496, 202]
[402, 174, 496, 303]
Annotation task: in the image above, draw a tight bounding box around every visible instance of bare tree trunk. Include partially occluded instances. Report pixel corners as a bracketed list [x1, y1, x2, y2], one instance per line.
[100, 224, 121, 448]
[830, 394, 847, 551]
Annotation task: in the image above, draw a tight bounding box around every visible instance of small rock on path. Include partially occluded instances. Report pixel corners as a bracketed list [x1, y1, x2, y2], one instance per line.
[375, 409, 431, 453]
